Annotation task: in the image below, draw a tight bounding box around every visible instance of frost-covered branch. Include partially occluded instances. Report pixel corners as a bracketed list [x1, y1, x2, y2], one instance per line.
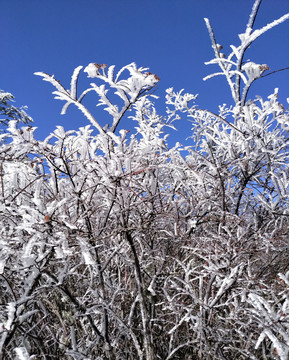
[204, 2, 289, 105]
[35, 63, 160, 135]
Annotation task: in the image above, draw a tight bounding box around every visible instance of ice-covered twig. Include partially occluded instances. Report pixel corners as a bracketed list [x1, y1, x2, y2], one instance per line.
[35, 63, 160, 135]
[34, 71, 106, 135]
[204, 1, 289, 106]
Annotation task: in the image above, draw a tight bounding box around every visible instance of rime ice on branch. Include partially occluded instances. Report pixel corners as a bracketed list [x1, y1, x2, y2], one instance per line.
[35, 62, 160, 135]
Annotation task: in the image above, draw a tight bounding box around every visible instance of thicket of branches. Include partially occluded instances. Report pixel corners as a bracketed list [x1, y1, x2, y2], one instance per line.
[1, 1, 289, 359]
[0, 90, 32, 134]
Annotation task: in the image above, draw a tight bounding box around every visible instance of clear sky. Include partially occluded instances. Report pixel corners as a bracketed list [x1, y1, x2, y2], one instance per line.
[1, 0, 289, 146]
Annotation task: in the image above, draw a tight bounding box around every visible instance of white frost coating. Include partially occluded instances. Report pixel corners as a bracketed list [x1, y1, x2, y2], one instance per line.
[248, 293, 273, 316]
[78, 238, 95, 265]
[5, 302, 16, 330]
[147, 280, 156, 297]
[187, 219, 197, 230]
[260, 330, 289, 360]
[247, 13, 289, 46]
[19, 310, 39, 324]
[0, 91, 13, 102]
[82, 249, 94, 265]
[0, 259, 6, 274]
[84, 63, 100, 78]
[34, 71, 67, 93]
[255, 331, 266, 350]
[238, 27, 252, 42]
[32, 178, 44, 210]
[14, 347, 30, 360]
[209, 265, 241, 307]
[242, 61, 269, 81]
[248, 291, 289, 359]
[70, 65, 83, 99]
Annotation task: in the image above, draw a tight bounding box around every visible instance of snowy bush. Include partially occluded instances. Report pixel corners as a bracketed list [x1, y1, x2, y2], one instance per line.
[0, 90, 32, 138]
[0, 1, 289, 359]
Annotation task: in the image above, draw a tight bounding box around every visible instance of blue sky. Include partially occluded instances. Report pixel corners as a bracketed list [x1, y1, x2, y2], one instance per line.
[1, 0, 289, 146]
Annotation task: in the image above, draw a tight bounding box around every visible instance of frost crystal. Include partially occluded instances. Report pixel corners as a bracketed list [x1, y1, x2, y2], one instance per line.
[242, 61, 269, 81]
